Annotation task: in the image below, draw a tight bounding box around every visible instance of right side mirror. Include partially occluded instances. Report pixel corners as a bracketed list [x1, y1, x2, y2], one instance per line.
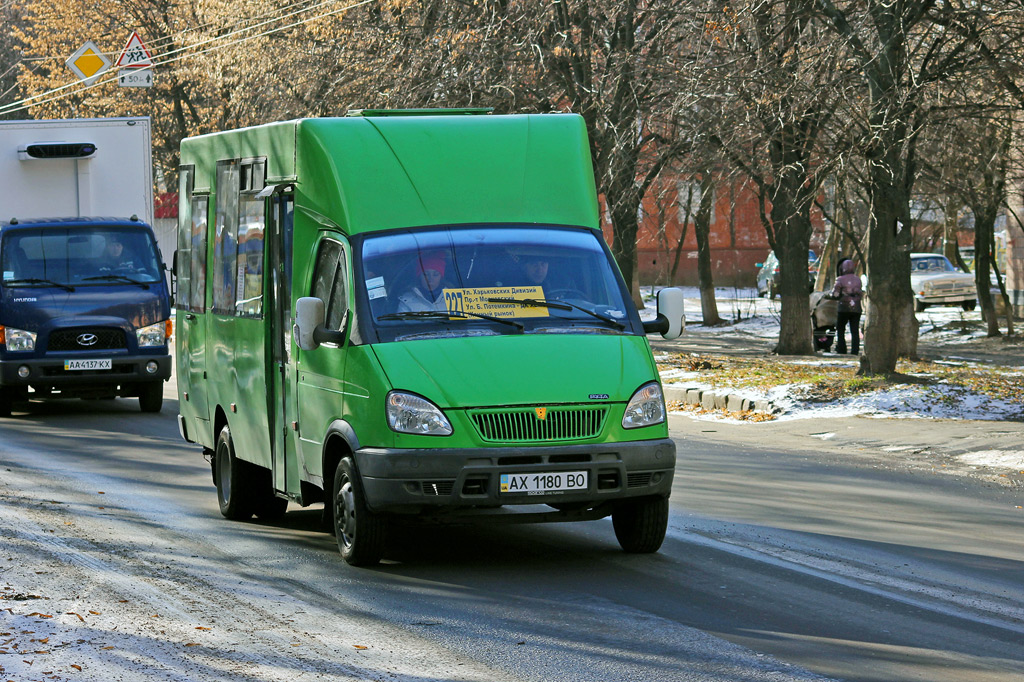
[642, 287, 685, 340]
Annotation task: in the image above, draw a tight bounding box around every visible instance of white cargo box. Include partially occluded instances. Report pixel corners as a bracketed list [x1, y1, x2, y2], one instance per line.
[0, 117, 153, 225]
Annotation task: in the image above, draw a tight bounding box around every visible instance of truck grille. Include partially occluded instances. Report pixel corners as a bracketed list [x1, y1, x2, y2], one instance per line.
[48, 328, 127, 351]
[470, 406, 607, 443]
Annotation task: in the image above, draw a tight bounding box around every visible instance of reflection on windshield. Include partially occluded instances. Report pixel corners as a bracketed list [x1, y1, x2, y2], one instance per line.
[360, 225, 634, 342]
[1, 227, 162, 287]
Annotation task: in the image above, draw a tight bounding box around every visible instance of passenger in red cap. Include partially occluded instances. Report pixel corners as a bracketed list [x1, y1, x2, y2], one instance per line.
[397, 253, 448, 312]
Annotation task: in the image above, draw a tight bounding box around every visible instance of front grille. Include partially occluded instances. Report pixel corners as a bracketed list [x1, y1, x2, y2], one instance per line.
[48, 328, 126, 351]
[470, 406, 607, 443]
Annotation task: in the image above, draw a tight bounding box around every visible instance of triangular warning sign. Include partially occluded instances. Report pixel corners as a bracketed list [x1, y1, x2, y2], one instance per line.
[116, 31, 154, 68]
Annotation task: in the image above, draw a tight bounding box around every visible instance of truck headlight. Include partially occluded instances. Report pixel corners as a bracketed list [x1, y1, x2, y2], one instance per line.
[386, 391, 452, 436]
[3, 327, 36, 352]
[136, 321, 167, 347]
[622, 382, 666, 429]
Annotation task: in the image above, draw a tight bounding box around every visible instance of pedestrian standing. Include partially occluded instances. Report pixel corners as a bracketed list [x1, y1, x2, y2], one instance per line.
[830, 258, 863, 354]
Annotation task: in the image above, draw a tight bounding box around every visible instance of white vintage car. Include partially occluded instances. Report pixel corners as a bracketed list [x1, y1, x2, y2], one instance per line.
[910, 253, 976, 312]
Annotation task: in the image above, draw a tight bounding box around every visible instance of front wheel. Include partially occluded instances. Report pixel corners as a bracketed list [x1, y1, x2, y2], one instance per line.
[138, 381, 163, 413]
[333, 457, 387, 566]
[0, 389, 12, 418]
[915, 299, 927, 313]
[612, 496, 669, 553]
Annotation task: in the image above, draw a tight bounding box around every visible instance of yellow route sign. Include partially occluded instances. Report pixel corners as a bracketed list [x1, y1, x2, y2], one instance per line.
[66, 40, 111, 86]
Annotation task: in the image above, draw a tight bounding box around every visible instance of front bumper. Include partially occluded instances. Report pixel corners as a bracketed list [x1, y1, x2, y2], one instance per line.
[354, 438, 676, 516]
[0, 353, 171, 394]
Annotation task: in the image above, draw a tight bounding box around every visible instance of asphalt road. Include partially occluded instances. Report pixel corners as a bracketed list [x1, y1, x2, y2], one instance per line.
[2, 394, 1022, 682]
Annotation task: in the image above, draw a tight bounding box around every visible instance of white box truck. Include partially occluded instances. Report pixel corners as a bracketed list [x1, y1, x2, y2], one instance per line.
[0, 117, 172, 415]
[1, 117, 154, 224]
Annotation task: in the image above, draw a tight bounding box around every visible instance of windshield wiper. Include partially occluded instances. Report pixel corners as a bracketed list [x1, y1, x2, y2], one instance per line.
[486, 297, 626, 330]
[377, 310, 524, 332]
[2, 277, 74, 292]
[82, 274, 150, 289]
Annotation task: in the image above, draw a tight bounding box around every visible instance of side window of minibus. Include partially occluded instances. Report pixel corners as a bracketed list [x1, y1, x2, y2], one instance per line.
[175, 166, 193, 309]
[311, 240, 347, 332]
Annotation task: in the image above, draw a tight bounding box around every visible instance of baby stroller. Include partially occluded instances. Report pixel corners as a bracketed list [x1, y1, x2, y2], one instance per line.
[810, 291, 838, 351]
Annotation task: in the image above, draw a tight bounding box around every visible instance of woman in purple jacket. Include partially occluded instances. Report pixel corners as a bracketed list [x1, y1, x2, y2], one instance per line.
[831, 258, 864, 355]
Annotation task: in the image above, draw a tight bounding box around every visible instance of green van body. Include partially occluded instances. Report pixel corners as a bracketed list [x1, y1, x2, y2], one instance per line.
[175, 112, 677, 564]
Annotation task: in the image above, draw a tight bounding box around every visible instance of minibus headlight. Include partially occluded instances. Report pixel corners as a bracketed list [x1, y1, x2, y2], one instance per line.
[3, 327, 36, 352]
[622, 382, 666, 429]
[137, 321, 167, 347]
[386, 391, 453, 436]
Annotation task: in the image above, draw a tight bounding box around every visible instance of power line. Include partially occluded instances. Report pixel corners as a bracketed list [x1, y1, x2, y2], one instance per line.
[0, 0, 374, 115]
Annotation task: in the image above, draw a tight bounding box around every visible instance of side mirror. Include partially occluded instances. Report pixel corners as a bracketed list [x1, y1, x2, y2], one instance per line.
[643, 287, 685, 340]
[294, 297, 325, 351]
[171, 250, 178, 276]
[295, 296, 348, 351]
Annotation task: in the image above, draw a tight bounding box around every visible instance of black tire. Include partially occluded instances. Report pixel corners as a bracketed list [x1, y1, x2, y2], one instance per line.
[962, 300, 977, 311]
[332, 457, 387, 566]
[215, 424, 254, 521]
[915, 299, 927, 313]
[138, 381, 163, 413]
[0, 390, 11, 418]
[612, 496, 669, 554]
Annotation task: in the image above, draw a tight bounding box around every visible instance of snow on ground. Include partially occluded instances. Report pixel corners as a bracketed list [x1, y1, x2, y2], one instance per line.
[644, 286, 1024, 423]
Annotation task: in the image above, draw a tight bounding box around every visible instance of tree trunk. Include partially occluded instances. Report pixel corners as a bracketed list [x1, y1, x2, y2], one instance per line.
[694, 174, 722, 325]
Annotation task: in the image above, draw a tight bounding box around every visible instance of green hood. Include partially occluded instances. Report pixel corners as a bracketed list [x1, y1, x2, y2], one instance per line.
[371, 334, 657, 409]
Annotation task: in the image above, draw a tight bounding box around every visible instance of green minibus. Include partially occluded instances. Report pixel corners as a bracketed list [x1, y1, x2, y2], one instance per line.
[175, 110, 684, 566]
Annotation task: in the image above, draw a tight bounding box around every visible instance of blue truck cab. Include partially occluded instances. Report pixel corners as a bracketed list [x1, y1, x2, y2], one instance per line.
[0, 216, 172, 416]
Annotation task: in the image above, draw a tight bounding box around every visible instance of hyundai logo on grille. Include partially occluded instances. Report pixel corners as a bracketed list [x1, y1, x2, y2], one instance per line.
[76, 333, 99, 347]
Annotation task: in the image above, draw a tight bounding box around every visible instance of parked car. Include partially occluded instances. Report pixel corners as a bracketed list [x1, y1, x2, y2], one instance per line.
[910, 253, 976, 312]
[755, 250, 818, 299]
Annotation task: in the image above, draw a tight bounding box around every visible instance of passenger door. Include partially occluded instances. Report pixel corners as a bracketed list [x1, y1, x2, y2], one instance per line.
[175, 167, 210, 436]
[267, 191, 298, 495]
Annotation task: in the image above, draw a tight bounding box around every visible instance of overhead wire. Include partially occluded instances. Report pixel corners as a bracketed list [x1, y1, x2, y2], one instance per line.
[0, 0, 374, 115]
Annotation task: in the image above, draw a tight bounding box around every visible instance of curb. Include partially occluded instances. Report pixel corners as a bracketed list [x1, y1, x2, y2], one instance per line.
[663, 385, 779, 415]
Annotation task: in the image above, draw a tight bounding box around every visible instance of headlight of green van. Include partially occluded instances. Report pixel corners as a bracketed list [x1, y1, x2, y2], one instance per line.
[386, 391, 453, 436]
[136, 321, 166, 347]
[3, 327, 36, 351]
[622, 382, 666, 429]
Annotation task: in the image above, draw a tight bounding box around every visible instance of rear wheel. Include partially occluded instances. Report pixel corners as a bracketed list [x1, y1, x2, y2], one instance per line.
[215, 424, 254, 520]
[962, 300, 977, 311]
[333, 457, 387, 566]
[138, 381, 163, 413]
[612, 496, 669, 553]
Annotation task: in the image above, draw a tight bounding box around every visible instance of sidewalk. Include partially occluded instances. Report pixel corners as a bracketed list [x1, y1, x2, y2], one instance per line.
[651, 326, 1024, 488]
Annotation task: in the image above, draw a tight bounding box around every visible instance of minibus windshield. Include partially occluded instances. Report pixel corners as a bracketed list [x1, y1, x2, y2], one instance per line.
[359, 225, 637, 342]
[1, 227, 162, 288]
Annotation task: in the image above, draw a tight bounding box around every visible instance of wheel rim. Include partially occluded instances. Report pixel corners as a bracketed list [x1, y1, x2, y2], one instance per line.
[335, 474, 356, 550]
[217, 442, 231, 505]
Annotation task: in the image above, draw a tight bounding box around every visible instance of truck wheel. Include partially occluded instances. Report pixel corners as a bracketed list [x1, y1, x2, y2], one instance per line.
[915, 299, 927, 313]
[215, 424, 254, 521]
[962, 300, 977, 311]
[0, 391, 11, 418]
[332, 457, 386, 566]
[612, 496, 669, 554]
[138, 381, 163, 413]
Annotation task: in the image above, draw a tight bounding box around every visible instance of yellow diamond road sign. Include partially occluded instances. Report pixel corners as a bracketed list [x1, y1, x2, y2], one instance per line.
[66, 40, 111, 86]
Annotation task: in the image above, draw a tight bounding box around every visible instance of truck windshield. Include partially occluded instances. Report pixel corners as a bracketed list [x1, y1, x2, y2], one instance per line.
[359, 225, 637, 342]
[1, 227, 162, 288]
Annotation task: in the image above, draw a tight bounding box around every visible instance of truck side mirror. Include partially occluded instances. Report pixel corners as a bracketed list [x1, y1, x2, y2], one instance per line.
[295, 297, 325, 351]
[295, 296, 348, 351]
[642, 287, 685, 340]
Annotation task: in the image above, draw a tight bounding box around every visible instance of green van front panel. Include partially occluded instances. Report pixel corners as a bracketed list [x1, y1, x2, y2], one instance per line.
[371, 334, 657, 410]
